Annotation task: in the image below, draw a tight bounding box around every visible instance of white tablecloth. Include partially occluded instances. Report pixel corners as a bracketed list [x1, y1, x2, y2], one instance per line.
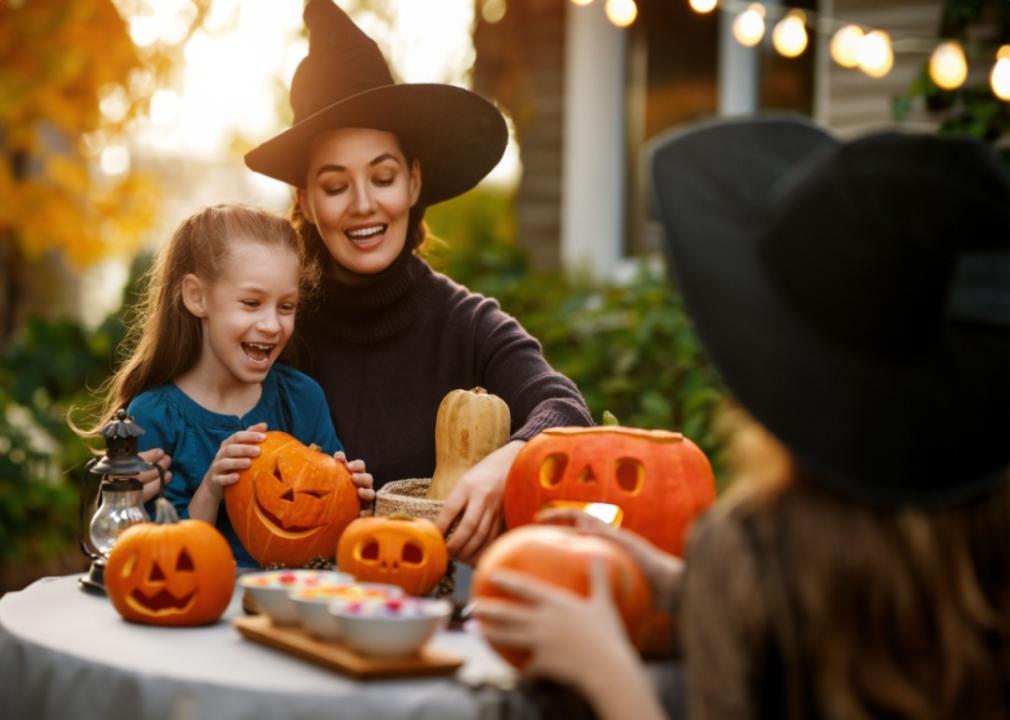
[0, 575, 514, 720]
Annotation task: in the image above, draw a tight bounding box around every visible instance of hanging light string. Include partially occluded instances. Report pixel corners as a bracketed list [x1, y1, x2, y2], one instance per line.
[552, 0, 1009, 99]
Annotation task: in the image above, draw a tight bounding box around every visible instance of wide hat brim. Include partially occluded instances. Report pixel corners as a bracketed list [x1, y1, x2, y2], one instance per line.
[650, 116, 1010, 507]
[245, 83, 508, 206]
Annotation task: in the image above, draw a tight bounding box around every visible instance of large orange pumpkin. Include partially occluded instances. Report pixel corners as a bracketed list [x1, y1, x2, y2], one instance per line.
[106, 498, 236, 626]
[225, 431, 358, 567]
[337, 515, 448, 596]
[472, 524, 653, 668]
[503, 426, 715, 556]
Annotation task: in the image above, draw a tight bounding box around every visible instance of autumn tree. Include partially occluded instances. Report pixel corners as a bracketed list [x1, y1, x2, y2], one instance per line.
[0, 0, 209, 348]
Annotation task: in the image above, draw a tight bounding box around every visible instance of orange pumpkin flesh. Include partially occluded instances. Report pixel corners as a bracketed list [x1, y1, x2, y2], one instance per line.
[472, 524, 653, 668]
[105, 499, 236, 626]
[503, 426, 716, 556]
[225, 431, 358, 567]
[337, 516, 448, 596]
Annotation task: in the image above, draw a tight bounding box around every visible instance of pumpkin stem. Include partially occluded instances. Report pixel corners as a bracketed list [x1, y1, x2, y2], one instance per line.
[386, 512, 416, 522]
[602, 410, 620, 426]
[154, 497, 180, 524]
[470, 386, 487, 394]
[309, 443, 321, 453]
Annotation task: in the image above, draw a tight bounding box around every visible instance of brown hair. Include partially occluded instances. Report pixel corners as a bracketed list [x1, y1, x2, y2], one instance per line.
[76, 204, 317, 436]
[722, 412, 1010, 720]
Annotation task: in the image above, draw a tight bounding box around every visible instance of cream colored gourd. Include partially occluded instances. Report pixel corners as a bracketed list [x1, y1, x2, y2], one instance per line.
[426, 387, 511, 500]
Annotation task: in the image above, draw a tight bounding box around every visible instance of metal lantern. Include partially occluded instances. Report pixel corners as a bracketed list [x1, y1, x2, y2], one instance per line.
[79, 409, 165, 594]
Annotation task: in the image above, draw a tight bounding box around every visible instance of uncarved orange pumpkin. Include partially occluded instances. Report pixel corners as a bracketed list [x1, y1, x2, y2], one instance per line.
[472, 523, 653, 669]
[225, 431, 358, 567]
[106, 498, 236, 626]
[503, 426, 715, 556]
[337, 515, 448, 596]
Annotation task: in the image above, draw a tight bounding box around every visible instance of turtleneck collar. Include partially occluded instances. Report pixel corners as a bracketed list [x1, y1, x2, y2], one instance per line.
[305, 241, 433, 345]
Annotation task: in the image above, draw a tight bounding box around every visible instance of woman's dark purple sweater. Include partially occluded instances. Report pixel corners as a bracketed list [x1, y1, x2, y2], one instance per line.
[293, 249, 593, 489]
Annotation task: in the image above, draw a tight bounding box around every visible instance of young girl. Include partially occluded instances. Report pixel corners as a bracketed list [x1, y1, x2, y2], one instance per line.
[90, 204, 374, 568]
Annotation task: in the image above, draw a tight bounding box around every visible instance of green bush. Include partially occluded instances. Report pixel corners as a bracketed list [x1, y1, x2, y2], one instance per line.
[426, 187, 727, 477]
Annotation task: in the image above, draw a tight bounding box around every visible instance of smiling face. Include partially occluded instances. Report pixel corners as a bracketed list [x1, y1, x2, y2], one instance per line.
[183, 238, 299, 387]
[298, 127, 422, 275]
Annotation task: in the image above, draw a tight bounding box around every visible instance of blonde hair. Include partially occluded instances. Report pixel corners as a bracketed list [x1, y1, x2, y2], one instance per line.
[76, 204, 316, 435]
[720, 410, 1010, 719]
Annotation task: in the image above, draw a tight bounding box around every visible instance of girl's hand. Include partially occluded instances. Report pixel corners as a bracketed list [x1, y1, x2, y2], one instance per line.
[334, 451, 375, 516]
[535, 507, 685, 610]
[200, 422, 267, 500]
[436, 440, 525, 564]
[138, 448, 173, 503]
[472, 560, 639, 693]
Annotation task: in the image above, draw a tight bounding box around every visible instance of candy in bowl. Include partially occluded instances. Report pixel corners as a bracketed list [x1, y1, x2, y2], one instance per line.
[239, 569, 353, 625]
[329, 596, 452, 658]
[289, 583, 402, 640]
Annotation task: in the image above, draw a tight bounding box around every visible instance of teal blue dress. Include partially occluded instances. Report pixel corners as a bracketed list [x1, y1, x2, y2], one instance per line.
[127, 364, 342, 567]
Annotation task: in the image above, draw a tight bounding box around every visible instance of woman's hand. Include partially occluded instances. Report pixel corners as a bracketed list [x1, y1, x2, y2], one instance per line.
[137, 448, 172, 503]
[536, 507, 685, 610]
[335, 451, 375, 516]
[436, 439, 525, 564]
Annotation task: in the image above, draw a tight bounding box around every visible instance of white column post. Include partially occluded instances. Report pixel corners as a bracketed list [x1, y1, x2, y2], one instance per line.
[560, 1, 626, 278]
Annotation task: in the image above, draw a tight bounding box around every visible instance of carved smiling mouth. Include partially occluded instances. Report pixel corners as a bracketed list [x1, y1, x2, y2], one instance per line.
[541, 501, 624, 526]
[251, 496, 323, 540]
[127, 589, 196, 616]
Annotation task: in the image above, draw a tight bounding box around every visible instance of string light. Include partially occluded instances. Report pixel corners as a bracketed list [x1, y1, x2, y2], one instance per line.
[605, 0, 637, 27]
[570, 0, 593, 6]
[857, 30, 894, 78]
[992, 46, 1010, 101]
[928, 40, 968, 90]
[830, 25, 863, 68]
[689, 0, 718, 13]
[732, 4, 766, 48]
[481, 0, 507, 24]
[772, 9, 808, 58]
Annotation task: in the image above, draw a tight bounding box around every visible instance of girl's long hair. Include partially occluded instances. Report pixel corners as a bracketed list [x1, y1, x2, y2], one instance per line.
[721, 412, 1010, 720]
[76, 204, 315, 436]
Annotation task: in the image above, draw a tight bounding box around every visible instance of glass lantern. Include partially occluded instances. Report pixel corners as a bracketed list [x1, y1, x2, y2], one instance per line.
[79, 409, 165, 594]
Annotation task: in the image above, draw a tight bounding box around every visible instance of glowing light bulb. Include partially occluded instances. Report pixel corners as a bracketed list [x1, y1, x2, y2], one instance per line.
[928, 40, 968, 90]
[481, 0, 507, 24]
[857, 30, 893, 78]
[570, 0, 593, 6]
[830, 25, 863, 68]
[991, 46, 1010, 101]
[689, 0, 718, 13]
[772, 10, 808, 58]
[605, 0, 637, 27]
[732, 4, 766, 48]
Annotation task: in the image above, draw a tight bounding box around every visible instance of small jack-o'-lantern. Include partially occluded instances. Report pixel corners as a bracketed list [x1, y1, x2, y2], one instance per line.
[337, 515, 448, 596]
[472, 524, 653, 668]
[105, 498, 236, 626]
[503, 426, 715, 556]
[225, 431, 358, 567]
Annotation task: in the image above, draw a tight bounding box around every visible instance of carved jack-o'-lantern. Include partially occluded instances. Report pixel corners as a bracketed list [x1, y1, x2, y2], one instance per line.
[503, 426, 715, 556]
[225, 431, 358, 567]
[472, 523, 653, 668]
[105, 498, 236, 626]
[337, 515, 448, 596]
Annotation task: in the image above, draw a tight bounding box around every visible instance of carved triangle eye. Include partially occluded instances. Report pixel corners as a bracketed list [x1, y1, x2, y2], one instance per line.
[176, 550, 195, 572]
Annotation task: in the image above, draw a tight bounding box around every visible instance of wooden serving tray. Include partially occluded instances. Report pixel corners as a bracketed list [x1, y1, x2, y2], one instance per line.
[233, 615, 463, 680]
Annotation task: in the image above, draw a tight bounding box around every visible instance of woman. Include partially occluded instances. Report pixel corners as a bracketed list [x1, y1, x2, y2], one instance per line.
[243, 0, 592, 563]
[473, 118, 1010, 719]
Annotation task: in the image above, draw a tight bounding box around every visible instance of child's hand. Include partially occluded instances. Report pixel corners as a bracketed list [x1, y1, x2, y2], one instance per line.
[335, 451, 375, 516]
[138, 448, 172, 503]
[472, 559, 638, 693]
[535, 507, 685, 610]
[201, 422, 267, 500]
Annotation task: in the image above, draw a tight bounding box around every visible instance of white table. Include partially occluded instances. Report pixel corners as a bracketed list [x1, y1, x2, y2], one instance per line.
[0, 575, 515, 720]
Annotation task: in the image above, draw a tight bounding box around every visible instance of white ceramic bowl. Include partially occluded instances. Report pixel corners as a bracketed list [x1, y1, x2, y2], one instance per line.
[238, 570, 353, 625]
[329, 596, 452, 658]
[289, 583, 403, 641]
